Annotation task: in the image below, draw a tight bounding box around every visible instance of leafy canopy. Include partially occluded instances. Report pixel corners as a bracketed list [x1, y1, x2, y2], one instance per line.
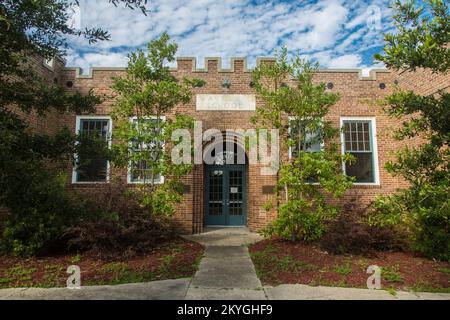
[252, 49, 354, 241]
[0, 0, 148, 256]
[111, 33, 204, 216]
[374, 0, 450, 73]
[372, 0, 449, 260]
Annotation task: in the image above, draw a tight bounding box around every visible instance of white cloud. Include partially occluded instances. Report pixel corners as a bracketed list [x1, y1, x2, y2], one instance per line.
[67, 51, 128, 72]
[67, 0, 394, 71]
[327, 54, 363, 69]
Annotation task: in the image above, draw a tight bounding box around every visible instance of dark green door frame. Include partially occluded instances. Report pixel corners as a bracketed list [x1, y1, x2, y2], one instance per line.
[204, 164, 247, 226]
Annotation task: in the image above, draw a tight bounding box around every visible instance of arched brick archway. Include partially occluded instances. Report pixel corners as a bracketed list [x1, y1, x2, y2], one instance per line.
[203, 132, 249, 227]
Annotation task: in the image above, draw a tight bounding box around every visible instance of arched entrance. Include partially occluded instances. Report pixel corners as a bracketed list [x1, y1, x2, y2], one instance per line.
[204, 138, 248, 226]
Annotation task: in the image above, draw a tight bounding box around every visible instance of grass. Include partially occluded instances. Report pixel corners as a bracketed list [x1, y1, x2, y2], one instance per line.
[250, 244, 319, 284]
[438, 267, 450, 274]
[0, 239, 204, 289]
[381, 265, 404, 283]
[334, 263, 353, 276]
[70, 254, 81, 264]
[387, 287, 397, 296]
[159, 254, 176, 275]
[411, 278, 450, 294]
[100, 262, 128, 274]
[5, 265, 37, 282]
[250, 240, 450, 292]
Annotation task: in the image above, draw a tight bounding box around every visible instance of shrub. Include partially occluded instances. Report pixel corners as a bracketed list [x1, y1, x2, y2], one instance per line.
[370, 181, 450, 261]
[1, 172, 90, 257]
[63, 180, 176, 260]
[319, 197, 406, 256]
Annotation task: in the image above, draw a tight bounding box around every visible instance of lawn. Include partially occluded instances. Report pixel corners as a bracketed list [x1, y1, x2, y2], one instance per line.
[0, 238, 203, 289]
[249, 239, 450, 293]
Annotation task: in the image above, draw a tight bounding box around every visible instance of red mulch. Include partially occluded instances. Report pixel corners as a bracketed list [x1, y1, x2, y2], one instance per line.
[0, 238, 203, 288]
[249, 239, 450, 292]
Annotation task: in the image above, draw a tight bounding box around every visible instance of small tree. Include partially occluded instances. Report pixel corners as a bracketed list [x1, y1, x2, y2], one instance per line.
[371, 0, 449, 260]
[111, 33, 204, 217]
[253, 49, 354, 241]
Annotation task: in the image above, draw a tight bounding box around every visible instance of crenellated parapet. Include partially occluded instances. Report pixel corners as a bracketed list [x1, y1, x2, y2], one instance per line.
[63, 57, 391, 81]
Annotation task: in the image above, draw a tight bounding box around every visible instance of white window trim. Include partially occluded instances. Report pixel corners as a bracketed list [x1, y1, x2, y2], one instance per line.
[72, 115, 113, 184]
[288, 116, 325, 159]
[340, 116, 380, 186]
[127, 115, 166, 185]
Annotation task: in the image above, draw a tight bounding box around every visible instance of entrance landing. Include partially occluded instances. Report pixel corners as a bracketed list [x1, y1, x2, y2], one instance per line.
[183, 227, 263, 247]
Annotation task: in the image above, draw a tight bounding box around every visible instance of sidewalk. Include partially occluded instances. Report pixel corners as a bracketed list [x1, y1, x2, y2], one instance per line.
[0, 228, 449, 300]
[184, 231, 266, 299]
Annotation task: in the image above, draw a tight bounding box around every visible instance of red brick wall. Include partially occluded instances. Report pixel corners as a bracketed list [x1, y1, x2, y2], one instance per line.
[395, 68, 450, 95]
[7, 55, 66, 135]
[59, 59, 413, 234]
[4, 53, 447, 235]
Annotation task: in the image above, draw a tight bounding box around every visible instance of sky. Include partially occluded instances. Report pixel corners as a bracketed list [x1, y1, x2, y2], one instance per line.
[67, 0, 398, 74]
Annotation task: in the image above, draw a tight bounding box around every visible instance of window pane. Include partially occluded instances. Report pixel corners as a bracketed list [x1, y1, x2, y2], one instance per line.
[130, 159, 161, 183]
[344, 122, 350, 132]
[77, 119, 109, 182]
[289, 118, 321, 155]
[346, 152, 374, 183]
[363, 122, 369, 132]
[343, 120, 372, 152]
[129, 118, 164, 183]
[357, 122, 363, 131]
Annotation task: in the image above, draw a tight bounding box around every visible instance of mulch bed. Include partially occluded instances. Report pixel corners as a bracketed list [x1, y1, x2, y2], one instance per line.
[0, 238, 204, 288]
[249, 239, 450, 292]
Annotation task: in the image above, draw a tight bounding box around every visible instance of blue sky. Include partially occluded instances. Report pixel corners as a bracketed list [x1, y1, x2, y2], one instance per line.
[67, 0, 399, 73]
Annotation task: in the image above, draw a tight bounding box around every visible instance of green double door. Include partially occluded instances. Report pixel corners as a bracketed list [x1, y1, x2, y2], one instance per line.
[205, 165, 247, 226]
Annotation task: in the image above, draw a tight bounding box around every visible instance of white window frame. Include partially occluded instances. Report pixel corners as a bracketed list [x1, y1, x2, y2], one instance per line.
[72, 115, 112, 184]
[288, 116, 324, 159]
[340, 116, 380, 186]
[127, 116, 166, 185]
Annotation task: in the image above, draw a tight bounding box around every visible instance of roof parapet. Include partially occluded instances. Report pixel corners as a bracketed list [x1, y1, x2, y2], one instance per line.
[63, 57, 389, 80]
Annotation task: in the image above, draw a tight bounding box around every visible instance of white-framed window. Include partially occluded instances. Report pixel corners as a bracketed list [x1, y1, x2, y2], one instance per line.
[44, 58, 54, 70]
[72, 116, 112, 184]
[288, 116, 323, 159]
[127, 116, 166, 185]
[340, 117, 380, 185]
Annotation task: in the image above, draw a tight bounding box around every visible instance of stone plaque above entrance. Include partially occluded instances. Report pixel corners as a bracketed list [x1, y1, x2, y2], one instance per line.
[196, 94, 256, 111]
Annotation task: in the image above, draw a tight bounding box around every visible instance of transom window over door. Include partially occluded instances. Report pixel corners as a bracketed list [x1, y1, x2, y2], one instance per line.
[73, 116, 111, 183]
[341, 117, 379, 184]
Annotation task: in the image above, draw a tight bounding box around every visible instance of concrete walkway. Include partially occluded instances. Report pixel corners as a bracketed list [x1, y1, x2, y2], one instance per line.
[184, 228, 266, 300]
[0, 228, 449, 300]
[0, 279, 190, 300]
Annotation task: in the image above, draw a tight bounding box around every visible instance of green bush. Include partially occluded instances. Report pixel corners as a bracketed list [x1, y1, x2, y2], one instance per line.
[1, 172, 89, 257]
[371, 176, 449, 261]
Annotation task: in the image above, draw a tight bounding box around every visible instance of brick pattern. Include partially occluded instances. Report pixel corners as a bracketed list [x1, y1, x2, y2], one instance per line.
[57, 59, 411, 234]
[8, 57, 443, 234]
[394, 68, 450, 95]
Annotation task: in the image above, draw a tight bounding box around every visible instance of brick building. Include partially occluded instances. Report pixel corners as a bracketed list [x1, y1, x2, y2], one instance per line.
[25, 56, 449, 234]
